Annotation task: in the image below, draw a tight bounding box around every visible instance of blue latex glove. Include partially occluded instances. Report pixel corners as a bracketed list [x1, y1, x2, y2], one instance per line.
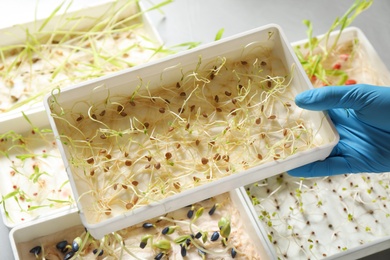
[288, 84, 390, 177]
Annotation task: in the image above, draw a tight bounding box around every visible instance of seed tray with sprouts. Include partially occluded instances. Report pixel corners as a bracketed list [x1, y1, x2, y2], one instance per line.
[242, 27, 390, 260]
[0, 107, 75, 228]
[44, 24, 339, 238]
[10, 191, 274, 260]
[0, 0, 165, 116]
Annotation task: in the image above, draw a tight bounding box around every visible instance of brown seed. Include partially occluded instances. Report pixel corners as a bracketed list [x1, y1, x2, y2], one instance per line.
[190, 105, 195, 112]
[159, 107, 165, 113]
[132, 181, 139, 186]
[176, 82, 181, 88]
[230, 109, 237, 116]
[216, 107, 222, 112]
[117, 105, 123, 112]
[195, 139, 200, 146]
[105, 209, 112, 216]
[225, 91, 231, 96]
[125, 160, 132, 166]
[268, 115, 276, 119]
[180, 92, 186, 97]
[76, 115, 84, 122]
[241, 61, 248, 65]
[100, 110, 106, 116]
[201, 158, 209, 165]
[86, 158, 94, 164]
[130, 101, 136, 106]
[261, 61, 267, 66]
[120, 111, 127, 117]
[126, 203, 134, 209]
[178, 108, 185, 113]
[100, 134, 107, 139]
[122, 185, 128, 189]
[154, 163, 161, 169]
[91, 114, 97, 120]
[257, 154, 263, 160]
[214, 95, 219, 103]
[174, 182, 181, 190]
[255, 118, 261, 124]
[106, 154, 112, 159]
[165, 152, 172, 160]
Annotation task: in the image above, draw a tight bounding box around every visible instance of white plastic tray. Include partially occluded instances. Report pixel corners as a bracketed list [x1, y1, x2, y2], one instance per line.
[0, 107, 75, 228]
[9, 190, 274, 260]
[0, 0, 162, 117]
[44, 24, 339, 238]
[241, 27, 390, 260]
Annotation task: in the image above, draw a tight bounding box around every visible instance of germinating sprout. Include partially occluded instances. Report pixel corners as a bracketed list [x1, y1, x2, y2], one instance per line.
[48, 39, 326, 224]
[0, 113, 74, 225]
[294, 0, 390, 87]
[18, 193, 262, 259]
[0, 0, 196, 113]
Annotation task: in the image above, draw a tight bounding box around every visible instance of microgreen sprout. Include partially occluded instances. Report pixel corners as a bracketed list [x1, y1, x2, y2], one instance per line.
[295, 0, 374, 86]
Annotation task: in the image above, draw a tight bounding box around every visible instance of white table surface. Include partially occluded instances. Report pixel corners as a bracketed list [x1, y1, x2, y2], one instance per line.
[1, 1, 389, 259]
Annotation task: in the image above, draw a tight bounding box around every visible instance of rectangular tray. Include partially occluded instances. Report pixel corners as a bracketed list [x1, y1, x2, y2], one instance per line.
[0, 0, 162, 116]
[241, 27, 390, 260]
[44, 23, 339, 238]
[9, 190, 274, 260]
[0, 107, 75, 228]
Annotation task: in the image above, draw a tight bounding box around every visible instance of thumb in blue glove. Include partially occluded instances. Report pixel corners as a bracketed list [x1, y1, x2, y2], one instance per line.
[288, 84, 390, 177]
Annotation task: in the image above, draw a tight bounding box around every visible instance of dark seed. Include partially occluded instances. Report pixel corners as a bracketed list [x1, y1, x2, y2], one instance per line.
[162, 226, 170, 235]
[231, 248, 237, 258]
[187, 207, 194, 218]
[93, 249, 104, 256]
[181, 244, 187, 257]
[56, 240, 68, 253]
[140, 241, 147, 249]
[29, 246, 41, 256]
[155, 252, 164, 260]
[142, 223, 154, 229]
[64, 251, 75, 260]
[195, 232, 202, 239]
[208, 204, 217, 215]
[210, 231, 220, 241]
[72, 237, 82, 252]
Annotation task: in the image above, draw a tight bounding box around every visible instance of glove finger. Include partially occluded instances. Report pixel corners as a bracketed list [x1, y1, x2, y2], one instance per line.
[287, 156, 354, 178]
[295, 85, 374, 111]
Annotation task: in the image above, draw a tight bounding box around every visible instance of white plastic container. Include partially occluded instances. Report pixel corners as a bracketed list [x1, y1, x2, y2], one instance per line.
[44, 24, 339, 239]
[9, 190, 274, 260]
[240, 27, 390, 260]
[0, 0, 162, 117]
[0, 107, 75, 228]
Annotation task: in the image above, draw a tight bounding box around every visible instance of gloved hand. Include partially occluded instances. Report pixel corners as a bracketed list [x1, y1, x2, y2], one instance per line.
[288, 84, 390, 177]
